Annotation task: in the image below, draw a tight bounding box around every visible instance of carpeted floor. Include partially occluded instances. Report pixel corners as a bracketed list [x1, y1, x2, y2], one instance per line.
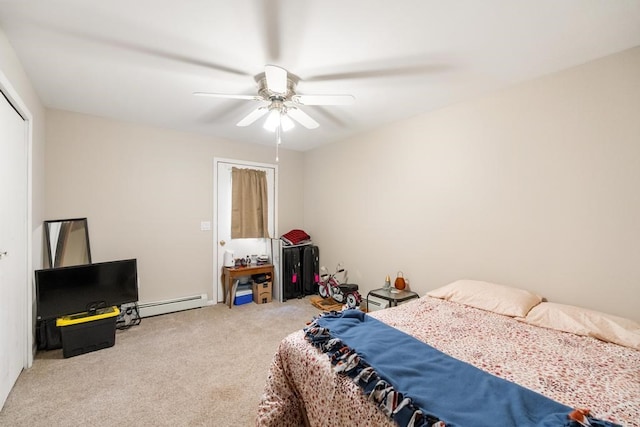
[0, 297, 321, 427]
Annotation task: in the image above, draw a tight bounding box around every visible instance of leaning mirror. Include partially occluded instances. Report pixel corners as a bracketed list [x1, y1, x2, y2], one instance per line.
[44, 218, 92, 268]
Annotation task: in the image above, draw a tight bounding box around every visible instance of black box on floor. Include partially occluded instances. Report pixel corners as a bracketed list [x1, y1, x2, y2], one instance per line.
[56, 307, 119, 358]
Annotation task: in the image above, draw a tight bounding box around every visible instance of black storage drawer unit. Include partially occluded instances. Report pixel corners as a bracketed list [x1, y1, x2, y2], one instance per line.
[282, 245, 319, 300]
[282, 246, 302, 300]
[302, 245, 320, 295]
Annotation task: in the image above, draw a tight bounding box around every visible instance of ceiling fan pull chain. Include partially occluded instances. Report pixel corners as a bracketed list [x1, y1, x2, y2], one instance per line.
[275, 122, 281, 162]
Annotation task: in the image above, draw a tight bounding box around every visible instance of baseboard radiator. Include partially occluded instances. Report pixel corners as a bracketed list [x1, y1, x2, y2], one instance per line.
[137, 294, 208, 318]
[366, 295, 390, 312]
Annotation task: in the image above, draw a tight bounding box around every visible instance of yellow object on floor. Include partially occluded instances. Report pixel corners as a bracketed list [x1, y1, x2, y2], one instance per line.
[56, 306, 120, 326]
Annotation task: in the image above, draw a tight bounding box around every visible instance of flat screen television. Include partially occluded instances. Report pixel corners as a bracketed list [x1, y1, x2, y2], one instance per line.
[35, 259, 138, 320]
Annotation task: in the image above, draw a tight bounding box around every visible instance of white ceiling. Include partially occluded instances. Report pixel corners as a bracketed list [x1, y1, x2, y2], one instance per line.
[1, 1, 639, 151]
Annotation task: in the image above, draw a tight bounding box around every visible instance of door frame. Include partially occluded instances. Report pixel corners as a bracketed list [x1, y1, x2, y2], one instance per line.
[0, 69, 34, 370]
[212, 157, 278, 303]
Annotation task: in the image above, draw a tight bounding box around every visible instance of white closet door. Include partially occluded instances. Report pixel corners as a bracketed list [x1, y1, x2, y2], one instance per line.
[0, 91, 27, 410]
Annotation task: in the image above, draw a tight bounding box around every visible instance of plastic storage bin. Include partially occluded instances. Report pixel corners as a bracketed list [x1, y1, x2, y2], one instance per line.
[234, 286, 253, 305]
[56, 306, 120, 358]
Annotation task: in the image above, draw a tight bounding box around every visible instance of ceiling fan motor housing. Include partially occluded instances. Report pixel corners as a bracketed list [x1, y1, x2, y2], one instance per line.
[256, 71, 299, 101]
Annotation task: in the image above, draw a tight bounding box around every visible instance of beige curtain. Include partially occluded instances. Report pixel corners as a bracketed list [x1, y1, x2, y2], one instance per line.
[231, 167, 270, 238]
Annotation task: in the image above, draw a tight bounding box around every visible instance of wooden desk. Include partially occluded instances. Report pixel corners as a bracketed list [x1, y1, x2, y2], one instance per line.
[221, 264, 274, 309]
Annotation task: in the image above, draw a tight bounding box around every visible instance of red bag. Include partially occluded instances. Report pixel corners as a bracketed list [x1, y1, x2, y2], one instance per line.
[280, 229, 311, 246]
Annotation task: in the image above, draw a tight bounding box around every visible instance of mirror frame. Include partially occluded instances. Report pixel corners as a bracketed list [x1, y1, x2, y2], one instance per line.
[44, 217, 92, 268]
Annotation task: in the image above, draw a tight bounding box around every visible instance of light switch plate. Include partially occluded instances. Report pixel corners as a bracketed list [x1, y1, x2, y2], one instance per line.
[200, 221, 211, 231]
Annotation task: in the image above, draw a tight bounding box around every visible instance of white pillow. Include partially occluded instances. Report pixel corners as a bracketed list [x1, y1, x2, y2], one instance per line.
[426, 279, 542, 317]
[523, 302, 640, 350]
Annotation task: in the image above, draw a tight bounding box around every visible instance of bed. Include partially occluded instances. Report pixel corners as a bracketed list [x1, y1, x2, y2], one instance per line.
[256, 280, 640, 427]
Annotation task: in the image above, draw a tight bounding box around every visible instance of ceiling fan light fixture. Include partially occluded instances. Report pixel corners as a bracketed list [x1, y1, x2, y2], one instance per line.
[263, 110, 280, 131]
[263, 110, 294, 132]
[281, 114, 295, 132]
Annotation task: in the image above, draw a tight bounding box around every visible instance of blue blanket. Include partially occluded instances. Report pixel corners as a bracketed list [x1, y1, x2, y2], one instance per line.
[306, 310, 619, 427]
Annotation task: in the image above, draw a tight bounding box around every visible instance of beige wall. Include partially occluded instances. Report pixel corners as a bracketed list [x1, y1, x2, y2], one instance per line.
[304, 47, 640, 322]
[0, 26, 46, 271]
[45, 110, 304, 303]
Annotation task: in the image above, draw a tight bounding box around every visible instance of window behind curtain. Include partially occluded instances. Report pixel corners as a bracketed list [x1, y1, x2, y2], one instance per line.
[231, 167, 270, 239]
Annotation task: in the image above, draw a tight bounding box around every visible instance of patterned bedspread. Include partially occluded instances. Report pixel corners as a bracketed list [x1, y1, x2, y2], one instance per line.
[256, 297, 640, 426]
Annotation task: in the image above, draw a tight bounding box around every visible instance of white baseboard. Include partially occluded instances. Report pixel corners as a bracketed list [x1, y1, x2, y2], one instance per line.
[137, 294, 208, 318]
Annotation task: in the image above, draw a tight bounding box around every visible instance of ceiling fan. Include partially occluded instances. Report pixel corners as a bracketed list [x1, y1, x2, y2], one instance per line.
[193, 65, 355, 133]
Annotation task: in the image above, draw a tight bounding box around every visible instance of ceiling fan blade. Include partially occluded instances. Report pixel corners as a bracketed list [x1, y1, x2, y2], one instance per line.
[292, 94, 355, 106]
[237, 107, 269, 127]
[50, 28, 251, 77]
[287, 107, 319, 129]
[311, 106, 350, 128]
[193, 92, 262, 101]
[265, 64, 288, 94]
[261, 0, 281, 62]
[305, 63, 451, 82]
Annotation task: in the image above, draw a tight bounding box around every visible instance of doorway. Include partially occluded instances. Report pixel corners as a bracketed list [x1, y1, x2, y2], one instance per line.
[213, 158, 278, 303]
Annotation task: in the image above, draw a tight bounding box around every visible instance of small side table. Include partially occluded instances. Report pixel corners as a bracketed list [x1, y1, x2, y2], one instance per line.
[221, 264, 274, 309]
[366, 287, 419, 311]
